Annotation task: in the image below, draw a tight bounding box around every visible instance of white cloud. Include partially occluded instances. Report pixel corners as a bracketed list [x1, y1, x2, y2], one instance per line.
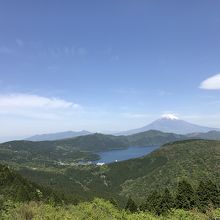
[0, 94, 85, 138]
[0, 93, 82, 122]
[200, 74, 220, 90]
[0, 93, 79, 109]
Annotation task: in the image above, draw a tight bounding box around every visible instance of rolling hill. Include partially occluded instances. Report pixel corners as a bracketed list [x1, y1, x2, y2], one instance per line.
[0, 130, 186, 169]
[0, 163, 62, 203]
[17, 139, 220, 204]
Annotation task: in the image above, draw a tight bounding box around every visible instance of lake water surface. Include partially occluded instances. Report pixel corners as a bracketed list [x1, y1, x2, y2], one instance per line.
[95, 145, 160, 164]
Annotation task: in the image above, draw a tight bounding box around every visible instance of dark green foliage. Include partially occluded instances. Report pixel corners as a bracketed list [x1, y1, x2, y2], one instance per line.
[138, 179, 220, 215]
[160, 188, 174, 213]
[175, 180, 196, 210]
[125, 197, 137, 213]
[140, 189, 174, 215]
[140, 191, 163, 214]
[127, 130, 185, 146]
[2, 138, 220, 215]
[139, 180, 220, 215]
[119, 140, 220, 202]
[0, 140, 99, 168]
[2, 139, 220, 210]
[11, 139, 220, 206]
[109, 197, 118, 208]
[196, 180, 220, 212]
[0, 164, 64, 204]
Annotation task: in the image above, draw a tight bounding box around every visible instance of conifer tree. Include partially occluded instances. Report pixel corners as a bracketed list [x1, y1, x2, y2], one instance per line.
[125, 196, 137, 213]
[175, 180, 195, 210]
[197, 180, 220, 211]
[160, 188, 174, 214]
[140, 191, 163, 215]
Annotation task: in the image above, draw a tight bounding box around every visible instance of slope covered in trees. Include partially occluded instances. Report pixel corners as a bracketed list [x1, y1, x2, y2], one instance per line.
[15, 139, 220, 205]
[0, 164, 62, 203]
[2, 197, 220, 220]
[2, 140, 220, 219]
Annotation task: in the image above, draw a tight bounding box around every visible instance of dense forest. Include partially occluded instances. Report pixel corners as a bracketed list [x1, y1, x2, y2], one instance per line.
[1, 180, 220, 219]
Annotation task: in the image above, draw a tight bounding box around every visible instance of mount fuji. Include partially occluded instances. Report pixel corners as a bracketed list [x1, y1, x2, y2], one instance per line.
[117, 114, 219, 135]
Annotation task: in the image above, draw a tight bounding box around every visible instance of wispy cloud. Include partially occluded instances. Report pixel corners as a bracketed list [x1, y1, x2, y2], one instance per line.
[0, 93, 78, 109]
[0, 93, 81, 120]
[200, 73, 220, 90]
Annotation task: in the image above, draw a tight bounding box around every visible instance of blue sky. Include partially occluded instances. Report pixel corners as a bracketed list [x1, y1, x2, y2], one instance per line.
[0, 0, 220, 140]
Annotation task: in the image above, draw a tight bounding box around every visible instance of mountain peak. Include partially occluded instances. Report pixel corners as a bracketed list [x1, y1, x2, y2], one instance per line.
[117, 114, 217, 135]
[161, 114, 179, 120]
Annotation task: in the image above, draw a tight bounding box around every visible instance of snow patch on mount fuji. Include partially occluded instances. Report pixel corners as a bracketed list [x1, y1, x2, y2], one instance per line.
[161, 114, 179, 120]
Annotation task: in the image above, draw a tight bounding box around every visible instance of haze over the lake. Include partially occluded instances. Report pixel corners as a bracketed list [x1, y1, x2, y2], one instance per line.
[0, 1, 220, 141]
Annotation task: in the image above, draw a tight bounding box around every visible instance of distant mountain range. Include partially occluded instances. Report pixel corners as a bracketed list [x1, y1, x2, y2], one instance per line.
[26, 130, 91, 141]
[2, 129, 220, 169]
[117, 114, 219, 135]
[25, 115, 219, 141]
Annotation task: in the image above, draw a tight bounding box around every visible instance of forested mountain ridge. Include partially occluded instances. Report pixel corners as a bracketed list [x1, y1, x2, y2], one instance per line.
[1, 129, 220, 170]
[0, 130, 186, 168]
[2, 139, 220, 218]
[15, 139, 220, 205]
[119, 139, 220, 201]
[0, 163, 62, 203]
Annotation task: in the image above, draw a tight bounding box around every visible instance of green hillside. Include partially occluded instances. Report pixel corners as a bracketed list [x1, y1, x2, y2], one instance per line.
[0, 164, 62, 203]
[119, 139, 220, 201]
[16, 139, 220, 205]
[0, 140, 99, 168]
[2, 136, 220, 205]
[2, 140, 220, 219]
[127, 130, 185, 146]
[0, 130, 186, 169]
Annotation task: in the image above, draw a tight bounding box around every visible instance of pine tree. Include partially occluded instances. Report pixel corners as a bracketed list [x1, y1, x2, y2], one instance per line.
[125, 196, 137, 213]
[141, 191, 163, 215]
[175, 180, 195, 210]
[159, 188, 174, 214]
[197, 180, 220, 212]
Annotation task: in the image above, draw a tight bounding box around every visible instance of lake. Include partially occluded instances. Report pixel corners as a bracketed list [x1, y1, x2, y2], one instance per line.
[95, 145, 160, 164]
